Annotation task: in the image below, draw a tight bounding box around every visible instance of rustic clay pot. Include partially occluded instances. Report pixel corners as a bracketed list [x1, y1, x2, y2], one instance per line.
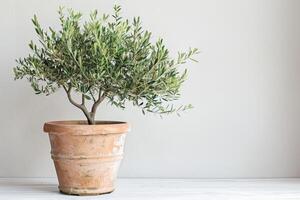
[43, 120, 129, 195]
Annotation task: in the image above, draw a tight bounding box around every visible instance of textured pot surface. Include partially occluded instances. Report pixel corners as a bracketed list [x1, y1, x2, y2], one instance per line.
[43, 120, 129, 195]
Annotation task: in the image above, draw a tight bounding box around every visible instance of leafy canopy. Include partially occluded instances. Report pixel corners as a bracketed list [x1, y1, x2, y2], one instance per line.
[14, 5, 198, 124]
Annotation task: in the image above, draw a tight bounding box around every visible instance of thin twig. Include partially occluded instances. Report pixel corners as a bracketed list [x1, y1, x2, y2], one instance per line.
[89, 90, 96, 102]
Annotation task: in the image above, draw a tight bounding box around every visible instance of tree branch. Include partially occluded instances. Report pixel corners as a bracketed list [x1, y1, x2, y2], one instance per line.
[90, 89, 106, 118]
[63, 85, 93, 124]
[63, 85, 81, 108]
[81, 93, 85, 105]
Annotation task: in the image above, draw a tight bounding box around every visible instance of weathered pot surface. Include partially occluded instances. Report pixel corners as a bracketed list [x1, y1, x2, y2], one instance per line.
[43, 120, 129, 195]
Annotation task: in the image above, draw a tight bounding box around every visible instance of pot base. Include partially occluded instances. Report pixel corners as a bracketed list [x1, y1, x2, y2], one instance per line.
[59, 186, 114, 196]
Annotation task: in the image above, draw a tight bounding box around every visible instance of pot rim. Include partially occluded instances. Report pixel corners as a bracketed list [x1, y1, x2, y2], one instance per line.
[44, 120, 130, 135]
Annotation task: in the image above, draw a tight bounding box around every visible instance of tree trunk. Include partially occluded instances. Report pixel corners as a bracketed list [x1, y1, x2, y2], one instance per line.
[63, 85, 105, 125]
[84, 112, 95, 125]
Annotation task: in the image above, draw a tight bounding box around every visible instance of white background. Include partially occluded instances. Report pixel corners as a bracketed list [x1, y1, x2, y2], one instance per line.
[1, 0, 300, 178]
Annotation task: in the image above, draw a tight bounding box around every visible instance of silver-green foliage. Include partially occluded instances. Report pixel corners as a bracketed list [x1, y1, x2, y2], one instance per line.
[14, 5, 198, 124]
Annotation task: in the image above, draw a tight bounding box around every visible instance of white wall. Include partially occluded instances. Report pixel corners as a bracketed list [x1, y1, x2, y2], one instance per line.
[1, 0, 300, 178]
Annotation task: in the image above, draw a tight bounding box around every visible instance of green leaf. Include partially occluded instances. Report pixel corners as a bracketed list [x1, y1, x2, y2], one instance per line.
[13, 4, 198, 121]
[84, 94, 91, 100]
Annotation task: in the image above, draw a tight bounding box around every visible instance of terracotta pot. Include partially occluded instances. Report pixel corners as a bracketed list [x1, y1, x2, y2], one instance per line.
[43, 120, 129, 195]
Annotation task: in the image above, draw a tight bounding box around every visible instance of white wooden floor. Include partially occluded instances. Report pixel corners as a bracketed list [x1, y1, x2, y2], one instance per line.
[0, 178, 300, 200]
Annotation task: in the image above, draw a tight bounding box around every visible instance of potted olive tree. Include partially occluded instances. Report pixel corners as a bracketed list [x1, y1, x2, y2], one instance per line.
[14, 5, 198, 195]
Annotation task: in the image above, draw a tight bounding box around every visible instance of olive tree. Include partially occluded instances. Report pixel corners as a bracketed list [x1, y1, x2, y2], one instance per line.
[14, 5, 198, 124]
